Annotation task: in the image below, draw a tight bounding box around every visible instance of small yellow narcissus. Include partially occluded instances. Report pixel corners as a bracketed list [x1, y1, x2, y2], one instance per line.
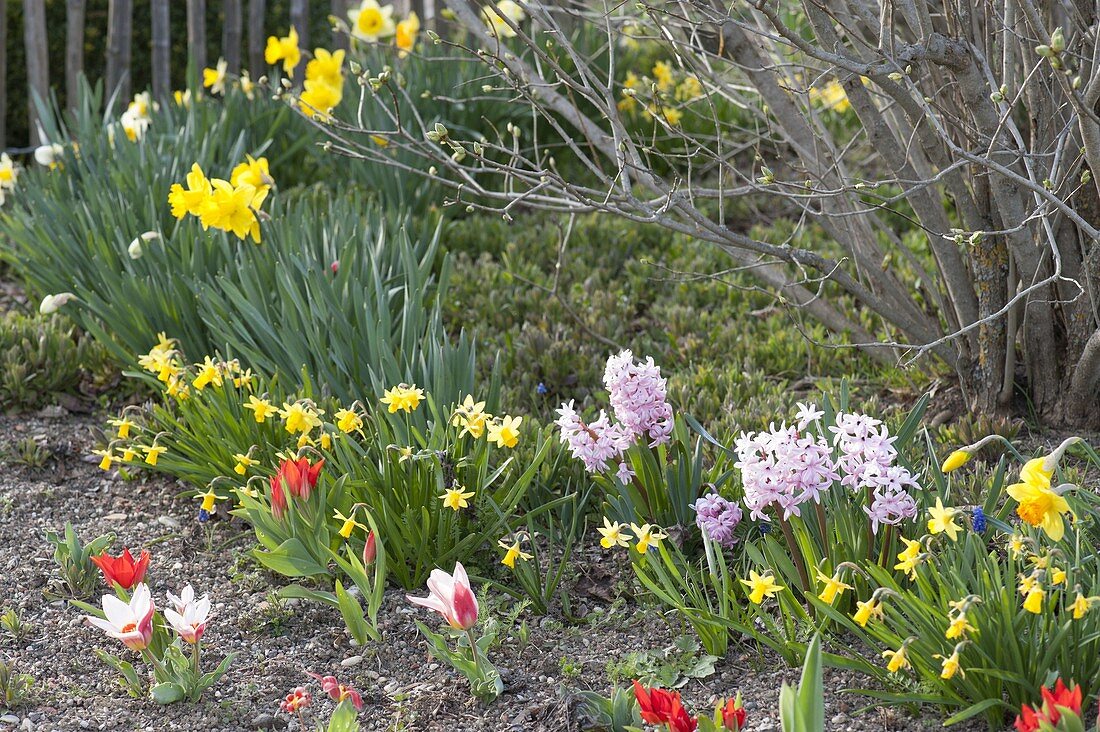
[1023, 586, 1044, 614]
[244, 395, 278, 423]
[597, 517, 631, 549]
[95, 449, 114, 471]
[233, 453, 258, 476]
[815, 570, 852, 604]
[629, 523, 667, 555]
[192, 357, 223, 390]
[333, 509, 367, 539]
[936, 648, 964, 679]
[853, 597, 882, 627]
[334, 408, 362, 434]
[1007, 456, 1070, 541]
[941, 449, 971, 473]
[202, 58, 228, 95]
[488, 416, 522, 449]
[280, 401, 323, 434]
[143, 444, 167, 466]
[1070, 593, 1100, 620]
[893, 538, 924, 579]
[380, 384, 424, 413]
[498, 538, 532, 569]
[265, 26, 302, 73]
[927, 498, 962, 541]
[882, 645, 910, 674]
[440, 487, 475, 512]
[109, 417, 134, 439]
[945, 613, 975, 640]
[740, 570, 783, 604]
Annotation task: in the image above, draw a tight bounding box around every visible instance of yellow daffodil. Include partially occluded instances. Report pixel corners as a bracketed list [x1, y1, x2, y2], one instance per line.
[597, 517, 631, 549]
[1018, 572, 1039, 596]
[244, 395, 278, 423]
[741, 570, 784, 604]
[265, 26, 302, 73]
[894, 537, 924, 579]
[816, 570, 852, 604]
[333, 508, 368, 539]
[498, 538, 532, 568]
[0, 152, 18, 189]
[299, 79, 343, 121]
[233, 453, 258, 475]
[165, 375, 189, 399]
[395, 12, 420, 55]
[1009, 534, 1026, 558]
[239, 71, 255, 99]
[927, 498, 962, 541]
[1070, 593, 1100, 620]
[652, 60, 674, 91]
[809, 80, 850, 112]
[675, 75, 703, 102]
[143, 444, 167, 466]
[936, 649, 963, 679]
[882, 645, 910, 674]
[198, 488, 219, 513]
[945, 613, 976, 640]
[380, 384, 424, 413]
[941, 449, 971, 473]
[199, 179, 268, 243]
[192, 356, 223, 390]
[1007, 457, 1070, 541]
[853, 597, 883, 627]
[1052, 568, 1067, 585]
[173, 89, 192, 108]
[121, 446, 138, 462]
[230, 155, 273, 191]
[168, 163, 213, 220]
[109, 417, 135, 439]
[630, 523, 667, 554]
[94, 448, 114, 471]
[306, 48, 345, 88]
[488, 415, 521, 449]
[334, 408, 362, 434]
[1023, 586, 1044, 614]
[349, 0, 396, 41]
[203, 57, 229, 95]
[396, 446, 414, 462]
[440, 487, 475, 511]
[280, 401, 323, 434]
[452, 395, 491, 439]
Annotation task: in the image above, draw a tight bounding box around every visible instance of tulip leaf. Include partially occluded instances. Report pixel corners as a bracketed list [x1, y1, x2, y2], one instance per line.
[252, 539, 330, 577]
[150, 682, 186, 705]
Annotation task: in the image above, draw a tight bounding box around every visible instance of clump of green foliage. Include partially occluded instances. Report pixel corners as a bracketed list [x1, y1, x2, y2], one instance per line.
[0, 311, 114, 412]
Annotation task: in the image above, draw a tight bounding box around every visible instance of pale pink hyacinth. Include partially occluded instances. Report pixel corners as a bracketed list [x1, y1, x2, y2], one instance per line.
[85, 582, 155, 651]
[734, 423, 839, 522]
[603, 350, 674, 446]
[555, 400, 634, 475]
[734, 404, 919, 532]
[164, 584, 212, 644]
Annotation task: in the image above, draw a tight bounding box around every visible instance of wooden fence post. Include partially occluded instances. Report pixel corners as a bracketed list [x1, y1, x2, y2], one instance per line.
[224, 0, 242, 73]
[248, 0, 265, 76]
[0, 0, 6, 150]
[151, 0, 170, 102]
[331, 0, 349, 50]
[65, 0, 85, 111]
[105, 0, 134, 103]
[22, 0, 49, 146]
[188, 0, 207, 78]
[290, 0, 308, 56]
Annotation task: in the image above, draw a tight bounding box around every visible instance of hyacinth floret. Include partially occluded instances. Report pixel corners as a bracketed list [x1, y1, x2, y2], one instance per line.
[603, 350, 674, 447]
[692, 493, 743, 547]
[734, 420, 839, 522]
[555, 400, 634, 474]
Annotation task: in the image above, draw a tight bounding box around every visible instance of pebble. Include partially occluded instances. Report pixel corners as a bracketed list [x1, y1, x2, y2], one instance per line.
[0, 715, 20, 725]
[341, 655, 363, 667]
[251, 713, 286, 729]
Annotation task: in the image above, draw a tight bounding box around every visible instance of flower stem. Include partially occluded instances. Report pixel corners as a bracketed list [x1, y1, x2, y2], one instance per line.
[465, 628, 482, 676]
[776, 513, 809, 594]
[142, 647, 168, 682]
[815, 501, 829, 565]
[191, 639, 201, 679]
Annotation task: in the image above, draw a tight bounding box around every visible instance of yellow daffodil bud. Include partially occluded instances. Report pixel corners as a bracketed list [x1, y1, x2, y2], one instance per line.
[941, 449, 971, 473]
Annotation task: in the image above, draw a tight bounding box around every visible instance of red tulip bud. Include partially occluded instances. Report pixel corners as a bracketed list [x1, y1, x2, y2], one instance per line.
[330, 260, 340, 274]
[362, 531, 377, 566]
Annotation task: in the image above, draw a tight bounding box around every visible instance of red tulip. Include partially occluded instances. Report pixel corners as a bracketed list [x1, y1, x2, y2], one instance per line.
[90, 548, 150, 590]
[330, 260, 340, 274]
[632, 681, 698, 732]
[720, 697, 746, 731]
[362, 531, 377, 566]
[1015, 679, 1082, 732]
[269, 457, 324, 518]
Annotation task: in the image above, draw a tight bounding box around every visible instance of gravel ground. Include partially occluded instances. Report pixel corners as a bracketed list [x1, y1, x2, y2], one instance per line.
[0, 412, 980, 732]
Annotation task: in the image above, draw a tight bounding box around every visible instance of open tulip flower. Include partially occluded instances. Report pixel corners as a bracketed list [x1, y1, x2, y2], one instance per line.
[91, 547, 150, 591]
[164, 585, 211, 644]
[269, 456, 324, 518]
[86, 582, 155, 651]
[406, 561, 478, 631]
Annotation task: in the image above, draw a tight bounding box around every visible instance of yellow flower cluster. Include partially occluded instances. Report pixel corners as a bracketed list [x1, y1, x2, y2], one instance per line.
[201, 58, 256, 99]
[617, 60, 704, 127]
[168, 157, 273, 243]
[597, 517, 667, 555]
[265, 26, 302, 74]
[300, 48, 346, 121]
[346, 1, 420, 54]
[381, 383, 425, 413]
[449, 395, 522, 448]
